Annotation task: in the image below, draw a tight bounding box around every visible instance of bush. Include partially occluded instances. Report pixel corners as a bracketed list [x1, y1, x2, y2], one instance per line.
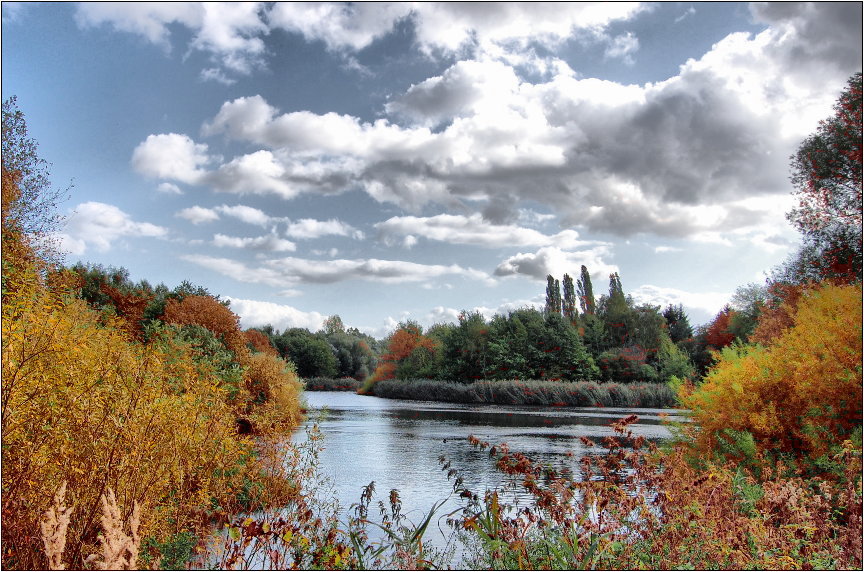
[680, 282, 863, 463]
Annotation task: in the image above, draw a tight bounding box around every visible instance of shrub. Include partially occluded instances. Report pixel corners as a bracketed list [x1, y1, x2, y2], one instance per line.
[680, 282, 863, 462]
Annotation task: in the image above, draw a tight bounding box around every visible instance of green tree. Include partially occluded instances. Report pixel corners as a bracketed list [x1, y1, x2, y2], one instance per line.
[545, 275, 562, 316]
[562, 273, 577, 324]
[576, 265, 596, 315]
[440, 310, 490, 381]
[275, 328, 338, 378]
[787, 72, 862, 281]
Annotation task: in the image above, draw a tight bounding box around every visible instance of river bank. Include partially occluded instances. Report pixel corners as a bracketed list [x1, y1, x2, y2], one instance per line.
[303, 377, 678, 408]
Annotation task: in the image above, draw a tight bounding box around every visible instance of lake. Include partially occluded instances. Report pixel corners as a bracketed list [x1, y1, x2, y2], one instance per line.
[292, 391, 686, 563]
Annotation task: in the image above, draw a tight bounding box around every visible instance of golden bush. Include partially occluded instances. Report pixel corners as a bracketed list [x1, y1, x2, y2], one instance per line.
[1, 277, 259, 569]
[681, 282, 862, 460]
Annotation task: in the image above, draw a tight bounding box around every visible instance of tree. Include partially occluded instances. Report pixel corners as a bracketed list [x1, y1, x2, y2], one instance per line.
[787, 72, 862, 282]
[576, 265, 596, 315]
[2, 97, 69, 265]
[545, 275, 562, 316]
[322, 314, 345, 335]
[704, 305, 737, 350]
[370, 321, 437, 382]
[439, 311, 490, 381]
[662, 304, 693, 346]
[275, 328, 338, 379]
[562, 273, 577, 324]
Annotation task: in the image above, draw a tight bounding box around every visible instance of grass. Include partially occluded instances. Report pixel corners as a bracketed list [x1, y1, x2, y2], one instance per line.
[367, 378, 677, 408]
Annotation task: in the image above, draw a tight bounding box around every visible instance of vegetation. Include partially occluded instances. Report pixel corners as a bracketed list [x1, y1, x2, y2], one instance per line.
[369, 378, 676, 408]
[3, 72, 861, 570]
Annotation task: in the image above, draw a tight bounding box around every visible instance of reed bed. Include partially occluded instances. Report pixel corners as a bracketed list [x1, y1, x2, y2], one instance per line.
[369, 378, 677, 408]
[303, 377, 364, 392]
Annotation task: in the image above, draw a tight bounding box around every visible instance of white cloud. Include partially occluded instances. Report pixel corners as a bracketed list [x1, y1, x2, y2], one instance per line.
[58, 201, 167, 254]
[131, 133, 210, 184]
[654, 246, 683, 254]
[132, 3, 860, 243]
[213, 233, 296, 252]
[156, 182, 183, 194]
[629, 284, 731, 319]
[183, 254, 494, 286]
[176, 206, 219, 225]
[604, 32, 639, 63]
[75, 2, 267, 77]
[226, 296, 327, 332]
[285, 218, 364, 240]
[494, 246, 617, 281]
[216, 204, 272, 226]
[375, 213, 589, 249]
[268, 2, 412, 51]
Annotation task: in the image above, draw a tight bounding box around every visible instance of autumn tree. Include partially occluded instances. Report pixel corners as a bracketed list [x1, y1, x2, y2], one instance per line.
[2, 97, 68, 265]
[704, 305, 737, 350]
[786, 72, 862, 282]
[370, 321, 437, 382]
[161, 294, 248, 358]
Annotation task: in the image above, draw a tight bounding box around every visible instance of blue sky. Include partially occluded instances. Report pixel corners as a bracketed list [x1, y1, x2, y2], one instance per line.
[3, 2, 861, 337]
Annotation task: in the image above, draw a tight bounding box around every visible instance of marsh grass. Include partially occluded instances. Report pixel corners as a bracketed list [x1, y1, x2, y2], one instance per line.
[303, 377, 364, 392]
[369, 378, 676, 408]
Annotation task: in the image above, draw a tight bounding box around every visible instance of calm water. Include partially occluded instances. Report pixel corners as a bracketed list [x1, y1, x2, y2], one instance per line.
[292, 391, 686, 560]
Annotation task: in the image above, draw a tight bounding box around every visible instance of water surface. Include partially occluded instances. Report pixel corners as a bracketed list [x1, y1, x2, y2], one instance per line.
[293, 390, 685, 558]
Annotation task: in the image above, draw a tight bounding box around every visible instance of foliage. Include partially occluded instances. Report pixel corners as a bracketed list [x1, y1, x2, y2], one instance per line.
[161, 294, 248, 358]
[576, 265, 596, 315]
[244, 328, 279, 356]
[273, 328, 339, 379]
[787, 72, 862, 282]
[2, 96, 68, 265]
[680, 282, 863, 462]
[544, 275, 562, 316]
[1, 271, 260, 569]
[369, 378, 676, 408]
[303, 377, 364, 392]
[370, 321, 438, 383]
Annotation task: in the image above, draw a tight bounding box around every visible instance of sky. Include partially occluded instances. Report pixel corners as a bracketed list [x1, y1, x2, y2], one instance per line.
[2, 2, 862, 338]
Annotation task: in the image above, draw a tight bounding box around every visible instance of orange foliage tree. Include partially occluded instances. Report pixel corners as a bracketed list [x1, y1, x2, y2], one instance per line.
[370, 322, 437, 382]
[244, 328, 279, 356]
[680, 282, 863, 461]
[162, 295, 248, 359]
[704, 305, 737, 349]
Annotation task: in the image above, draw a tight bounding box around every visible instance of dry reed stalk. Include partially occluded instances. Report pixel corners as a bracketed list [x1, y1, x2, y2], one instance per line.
[40, 481, 73, 571]
[84, 489, 141, 570]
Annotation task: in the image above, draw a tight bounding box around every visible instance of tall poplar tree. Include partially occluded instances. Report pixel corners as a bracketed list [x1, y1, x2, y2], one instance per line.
[545, 275, 562, 315]
[562, 273, 577, 324]
[576, 265, 596, 315]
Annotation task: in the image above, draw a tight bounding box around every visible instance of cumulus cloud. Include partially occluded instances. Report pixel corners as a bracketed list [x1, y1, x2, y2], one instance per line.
[285, 218, 364, 240]
[183, 254, 493, 286]
[375, 214, 589, 249]
[225, 296, 327, 331]
[494, 246, 618, 281]
[176, 206, 219, 225]
[58, 201, 168, 254]
[629, 284, 731, 321]
[75, 2, 267, 78]
[216, 204, 272, 226]
[131, 133, 210, 184]
[213, 233, 296, 252]
[132, 3, 860, 244]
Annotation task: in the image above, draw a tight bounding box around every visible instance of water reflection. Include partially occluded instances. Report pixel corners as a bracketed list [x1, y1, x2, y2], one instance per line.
[292, 391, 686, 561]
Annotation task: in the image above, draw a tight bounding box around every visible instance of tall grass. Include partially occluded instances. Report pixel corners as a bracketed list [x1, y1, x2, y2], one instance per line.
[303, 377, 364, 392]
[369, 379, 676, 408]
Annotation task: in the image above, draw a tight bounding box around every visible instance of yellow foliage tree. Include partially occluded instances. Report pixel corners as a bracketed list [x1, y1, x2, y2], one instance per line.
[680, 282, 863, 461]
[1, 273, 263, 569]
